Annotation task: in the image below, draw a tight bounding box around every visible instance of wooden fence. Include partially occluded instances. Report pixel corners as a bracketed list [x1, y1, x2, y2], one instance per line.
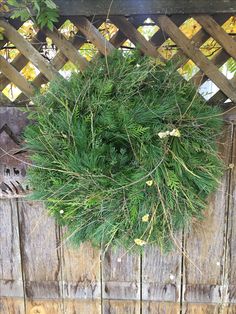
[0, 3, 236, 313]
[1, 124, 236, 313]
[0, 13, 236, 108]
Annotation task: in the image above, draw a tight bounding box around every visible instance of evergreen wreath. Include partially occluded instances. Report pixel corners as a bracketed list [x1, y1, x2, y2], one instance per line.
[24, 51, 224, 251]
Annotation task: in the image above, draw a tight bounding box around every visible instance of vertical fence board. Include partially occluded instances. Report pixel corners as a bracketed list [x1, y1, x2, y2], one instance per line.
[142, 244, 182, 313]
[182, 125, 232, 313]
[102, 248, 140, 313]
[61, 240, 101, 313]
[103, 300, 140, 314]
[142, 301, 180, 314]
[227, 126, 236, 308]
[0, 199, 25, 314]
[17, 200, 63, 314]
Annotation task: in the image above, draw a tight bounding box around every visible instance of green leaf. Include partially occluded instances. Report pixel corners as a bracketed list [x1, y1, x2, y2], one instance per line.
[44, 0, 58, 9]
[46, 20, 54, 31]
[7, 0, 20, 7]
[10, 8, 30, 21]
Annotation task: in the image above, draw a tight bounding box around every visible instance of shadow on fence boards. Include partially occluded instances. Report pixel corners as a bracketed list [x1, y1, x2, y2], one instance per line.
[1, 0, 236, 313]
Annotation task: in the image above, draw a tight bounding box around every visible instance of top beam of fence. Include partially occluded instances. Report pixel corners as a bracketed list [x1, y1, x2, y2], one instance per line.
[3, 0, 234, 17]
[53, 0, 236, 15]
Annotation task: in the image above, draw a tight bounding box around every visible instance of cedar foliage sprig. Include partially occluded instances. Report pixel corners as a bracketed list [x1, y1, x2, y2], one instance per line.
[24, 51, 224, 251]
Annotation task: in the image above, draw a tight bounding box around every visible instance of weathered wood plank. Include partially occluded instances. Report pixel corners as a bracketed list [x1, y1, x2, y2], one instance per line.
[0, 55, 35, 98]
[17, 200, 63, 311]
[0, 107, 29, 198]
[190, 38, 235, 87]
[171, 14, 230, 70]
[0, 19, 60, 82]
[226, 126, 236, 306]
[110, 16, 162, 58]
[51, 1, 236, 15]
[0, 199, 25, 313]
[25, 300, 63, 314]
[182, 125, 232, 311]
[102, 248, 140, 312]
[0, 199, 24, 298]
[63, 300, 101, 314]
[142, 243, 182, 312]
[142, 301, 180, 314]
[45, 28, 89, 71]
[103, 300, 140, 314]
[183, 304, 228, 313]
[195, 15, 236, 61]
[0, 297, 25, 314]
[0, 30, 46, 92]
[149, 15, 187, 47]
[72, 16, 115, 55]
[61, 239, 101, 313]
[157, 15, 236, 103]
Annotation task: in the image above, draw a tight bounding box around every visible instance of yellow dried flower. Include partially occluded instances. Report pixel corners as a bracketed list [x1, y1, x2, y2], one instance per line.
[158, 131, 170, 139]
[134, 238, 147, 246]
[142, 214, 149, 222]
[170, 128, 181, 137]
[146, 180, 153, 186]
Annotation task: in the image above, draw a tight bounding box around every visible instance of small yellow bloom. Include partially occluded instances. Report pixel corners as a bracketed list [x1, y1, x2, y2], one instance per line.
[142, 214, 149, 222]
[170, 128, 181, 137]
[229, 163, 234, 169]
[158, 131, 170, 139]
[134, 238, 147, 246]
[146, 180, 153, 186]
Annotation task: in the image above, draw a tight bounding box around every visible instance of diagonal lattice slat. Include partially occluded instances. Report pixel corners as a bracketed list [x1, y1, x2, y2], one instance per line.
[157, 15, 236, 103]
[0, 13, 235, 107]
[195, 15, 236, 60]
[0, 19, 60, 82]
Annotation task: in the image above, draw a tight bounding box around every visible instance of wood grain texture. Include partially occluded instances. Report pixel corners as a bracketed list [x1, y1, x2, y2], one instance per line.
[103, 300, 140, 314]
[142, 246, 182, 303]
[63, 300, 101, 314]
[61, 239, 101, 312]
[0, 199, 24, 300]
[183, 303, 227, 313]
[102, 248, 140, 313]
[182, 125, 232, 310]
[142, 301, 180, 314]
[0, 107, 29, 198]
[26, 300, 63, 314]
[17, 200, 62, 309]
[226, 126, 236, 306]
[0, 297, 25, 314]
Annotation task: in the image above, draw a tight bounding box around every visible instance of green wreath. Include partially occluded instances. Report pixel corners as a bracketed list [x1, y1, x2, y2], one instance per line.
[24, 52, 224, 251]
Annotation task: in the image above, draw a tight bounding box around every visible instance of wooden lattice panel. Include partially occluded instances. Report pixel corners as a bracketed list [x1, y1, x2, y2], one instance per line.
[0, 14, 235, 107]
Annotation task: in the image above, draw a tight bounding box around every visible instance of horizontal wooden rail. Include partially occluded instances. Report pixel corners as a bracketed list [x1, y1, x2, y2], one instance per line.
[56, 0, 236, 15]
